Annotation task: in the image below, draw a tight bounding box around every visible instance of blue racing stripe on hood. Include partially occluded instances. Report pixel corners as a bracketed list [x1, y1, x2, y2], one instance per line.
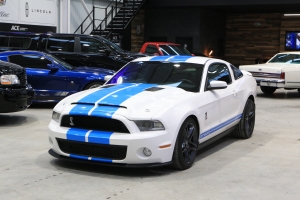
[149, 56, 193, 62]
[90, 83, 157, 116]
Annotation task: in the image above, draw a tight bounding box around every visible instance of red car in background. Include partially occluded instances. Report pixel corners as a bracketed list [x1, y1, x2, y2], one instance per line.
[140, 42, 193, 56]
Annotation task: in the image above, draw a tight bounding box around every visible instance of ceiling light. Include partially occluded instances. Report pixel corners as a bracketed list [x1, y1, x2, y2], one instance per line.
[284, 14, 300, 16]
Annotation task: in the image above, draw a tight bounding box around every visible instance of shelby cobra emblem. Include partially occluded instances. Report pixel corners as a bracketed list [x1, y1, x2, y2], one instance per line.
[25, 2, 29, 17]
[0, 0, 6, 6]
[69, 117, 75, 126]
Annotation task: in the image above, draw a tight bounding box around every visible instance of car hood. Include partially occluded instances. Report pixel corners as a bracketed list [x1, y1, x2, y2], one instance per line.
[72, 66, 115, 75]
[65, 83, 195, 119]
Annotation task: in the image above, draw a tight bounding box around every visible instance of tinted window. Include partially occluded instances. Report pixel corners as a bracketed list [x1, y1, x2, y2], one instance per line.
[9, 37, 31, 48]
[145, 45, 159, 54]
[268, 53, 300, 64]
[80, 37, 106, 53]
[9, 55, 52, 69]
[47, 37, 74, 52]
[207, 64, 232, 84]
[0, 36, 9, 50]
[107, 61, 204, 92]
[230, 65, 243, 80]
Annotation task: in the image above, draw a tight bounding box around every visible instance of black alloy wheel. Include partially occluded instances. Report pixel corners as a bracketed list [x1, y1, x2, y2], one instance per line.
[172, 117, 199, 170]
[231, 99, 255, 139]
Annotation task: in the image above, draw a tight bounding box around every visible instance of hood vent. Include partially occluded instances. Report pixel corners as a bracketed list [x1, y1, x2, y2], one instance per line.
[71, 102, 127, 109]
[145, 87, 165, 92]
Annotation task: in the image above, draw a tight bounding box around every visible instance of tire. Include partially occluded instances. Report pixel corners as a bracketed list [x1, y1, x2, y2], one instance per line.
[260, 86, 276, 95]
[172, 117, 199, 170]
[231, 99, 255, 139]
[84, 81, 104, 90]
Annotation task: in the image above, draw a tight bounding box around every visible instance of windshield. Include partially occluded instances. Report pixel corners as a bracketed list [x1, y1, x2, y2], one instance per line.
[107, 61, 204, 92]
[46, 54, 74, 70]
[159, 45, 192, 56]
[268, 54, 300, 64]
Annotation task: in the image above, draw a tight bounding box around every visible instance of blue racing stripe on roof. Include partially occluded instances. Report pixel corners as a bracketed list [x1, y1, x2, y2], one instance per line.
[149, 56, 173, 61]
[149, 56, 193, 62]
[66, 128, 88, 142]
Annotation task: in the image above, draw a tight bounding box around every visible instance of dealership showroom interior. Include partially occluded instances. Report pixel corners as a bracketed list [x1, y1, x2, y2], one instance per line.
[2, 0, 300, 199]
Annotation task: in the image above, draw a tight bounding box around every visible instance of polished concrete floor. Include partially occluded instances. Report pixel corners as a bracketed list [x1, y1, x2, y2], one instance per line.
[1, 87, 300, 200]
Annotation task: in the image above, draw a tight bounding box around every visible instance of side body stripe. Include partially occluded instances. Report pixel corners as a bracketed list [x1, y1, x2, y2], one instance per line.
[200, 114, 243, 139]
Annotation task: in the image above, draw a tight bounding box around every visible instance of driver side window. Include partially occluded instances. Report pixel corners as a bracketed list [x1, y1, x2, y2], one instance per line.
[207, 63, 232, 85]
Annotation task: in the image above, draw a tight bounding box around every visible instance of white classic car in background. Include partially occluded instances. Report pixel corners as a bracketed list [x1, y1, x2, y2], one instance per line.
[240, 52, 300, 94]
[48, 56, 257, 170]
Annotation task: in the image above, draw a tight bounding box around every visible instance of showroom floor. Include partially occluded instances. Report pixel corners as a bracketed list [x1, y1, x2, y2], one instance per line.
[1, 87, 300, 200]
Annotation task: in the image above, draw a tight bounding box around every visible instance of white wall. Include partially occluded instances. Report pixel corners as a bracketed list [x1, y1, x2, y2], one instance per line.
[59, 0, 123, 34]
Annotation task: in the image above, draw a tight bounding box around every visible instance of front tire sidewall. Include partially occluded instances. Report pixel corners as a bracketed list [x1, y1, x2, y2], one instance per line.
[172, 117, 199, 170]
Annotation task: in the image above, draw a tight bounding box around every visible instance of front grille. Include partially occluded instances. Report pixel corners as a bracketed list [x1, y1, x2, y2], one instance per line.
[61, 115, 130, 133]
[16, 70, 27, 86]
[250, 71, 281, 79]
[57, 138, 127, 160]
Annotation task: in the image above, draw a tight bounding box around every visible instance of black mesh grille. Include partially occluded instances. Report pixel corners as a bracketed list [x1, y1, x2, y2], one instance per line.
[16, 69, 27, 86]
[61, 115, 130, 133]
[57, 138, 127, 160]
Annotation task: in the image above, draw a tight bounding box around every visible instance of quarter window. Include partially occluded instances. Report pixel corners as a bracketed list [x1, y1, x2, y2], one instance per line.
[207, 64, 232, 84]
[230, 64, 243, 80]
[47, 37, 75, 52]
[8, 55, 52, 69]
[80, 37, 106, 53]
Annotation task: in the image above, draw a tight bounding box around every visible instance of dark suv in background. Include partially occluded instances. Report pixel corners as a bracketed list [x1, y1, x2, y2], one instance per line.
[0, 60, 34, 113]
[0, 32, 145, 71]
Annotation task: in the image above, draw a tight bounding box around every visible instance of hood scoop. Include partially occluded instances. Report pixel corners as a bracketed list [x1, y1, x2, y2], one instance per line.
[71, 102, 127, 109]
[144, 87, 165, 92]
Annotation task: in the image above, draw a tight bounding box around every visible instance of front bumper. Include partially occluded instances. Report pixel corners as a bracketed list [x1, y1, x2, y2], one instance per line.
[48, 149, 172, 168]
[255, 78, 285, 88]
[48, 117, 175, 166]
[0, 84, 35, 113]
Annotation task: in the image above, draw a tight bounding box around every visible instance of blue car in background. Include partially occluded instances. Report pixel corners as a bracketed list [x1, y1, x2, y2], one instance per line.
[0, 51, 115, 103]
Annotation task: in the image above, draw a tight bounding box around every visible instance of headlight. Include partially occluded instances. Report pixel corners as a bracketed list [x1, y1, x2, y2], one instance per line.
[0, 75, 20, 85]
[52, 111, 61, 123]
[134, 120, 165, 131]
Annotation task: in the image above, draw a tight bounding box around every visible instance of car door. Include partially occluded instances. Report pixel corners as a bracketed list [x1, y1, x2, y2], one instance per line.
[205, 63, 240, 134]
[44, 36, 80, 67]
[8, 54, 67, 102]
[78, 36, 122, 71]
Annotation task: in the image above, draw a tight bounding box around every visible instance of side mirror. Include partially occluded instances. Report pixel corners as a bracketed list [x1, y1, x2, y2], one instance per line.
[104, 75, 113, 82]
[99, 49, 111, 56]
[47, 64, 59, 71]
[207, 80, 227, 90]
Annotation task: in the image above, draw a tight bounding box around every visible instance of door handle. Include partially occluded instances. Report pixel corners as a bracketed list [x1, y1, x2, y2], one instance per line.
[233, 90, 237, 97]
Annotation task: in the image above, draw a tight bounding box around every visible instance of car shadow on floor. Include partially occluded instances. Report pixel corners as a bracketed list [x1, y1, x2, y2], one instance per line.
[257, 90, 300, 99]
[0, 114, 36, 127]
[47, 135, 242, 178]
[29, 103, 57, 109]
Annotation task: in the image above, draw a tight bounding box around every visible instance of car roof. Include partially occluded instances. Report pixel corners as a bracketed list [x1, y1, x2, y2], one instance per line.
[0, 50, 45, 56]
[144, 42, 180, 46]
[277, 52, 300, 55]
[132, 55, 221, 65]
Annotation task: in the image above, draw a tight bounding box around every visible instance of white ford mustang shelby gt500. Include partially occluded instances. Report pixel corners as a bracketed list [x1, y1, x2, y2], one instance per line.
[48, 56, 257, 170]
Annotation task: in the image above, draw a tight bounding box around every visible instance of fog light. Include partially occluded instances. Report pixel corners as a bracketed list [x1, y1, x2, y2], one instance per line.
[143, 147, 152, 157]
[49, 137, 53, 144]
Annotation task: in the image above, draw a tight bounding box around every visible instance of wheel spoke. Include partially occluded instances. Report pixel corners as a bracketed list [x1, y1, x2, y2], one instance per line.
[248, 111, 254, 119]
